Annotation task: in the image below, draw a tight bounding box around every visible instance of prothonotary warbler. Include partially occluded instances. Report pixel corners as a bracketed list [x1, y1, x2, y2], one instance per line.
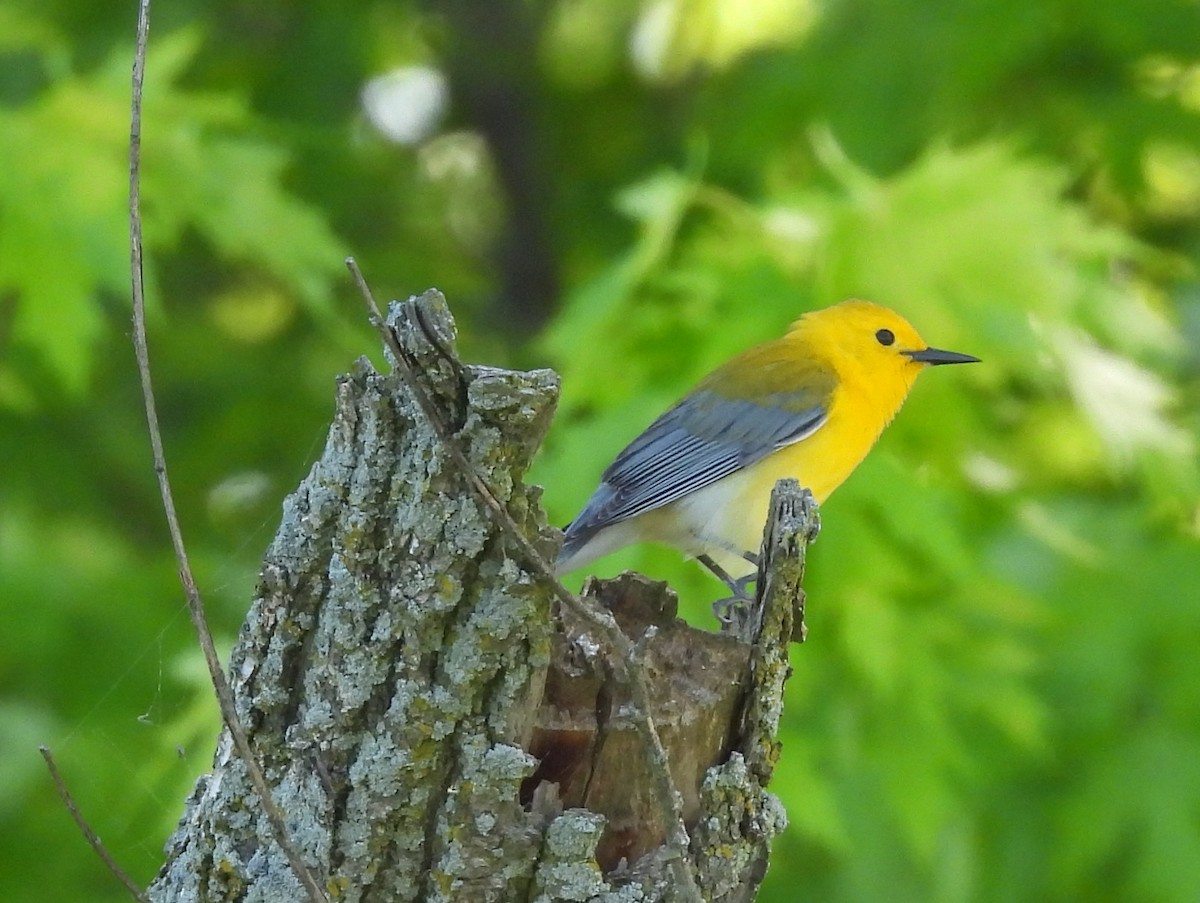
[555, 299, 979, 593]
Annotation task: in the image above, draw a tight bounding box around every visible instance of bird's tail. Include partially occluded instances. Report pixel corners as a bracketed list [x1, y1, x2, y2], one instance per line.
[554, 520, 593, 576]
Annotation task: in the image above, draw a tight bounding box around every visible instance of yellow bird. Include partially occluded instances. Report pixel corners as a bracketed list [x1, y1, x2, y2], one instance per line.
[555, 299, 979, 593]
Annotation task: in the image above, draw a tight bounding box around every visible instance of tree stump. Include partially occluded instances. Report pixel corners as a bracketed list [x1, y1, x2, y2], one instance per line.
[149, 289, 817, 903]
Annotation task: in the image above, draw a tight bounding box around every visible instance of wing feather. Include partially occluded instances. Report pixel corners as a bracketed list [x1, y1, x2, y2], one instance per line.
[564, 389, 828, 540]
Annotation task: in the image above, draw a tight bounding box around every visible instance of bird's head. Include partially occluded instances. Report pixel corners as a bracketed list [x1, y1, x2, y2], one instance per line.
[792, 299, 980, 384]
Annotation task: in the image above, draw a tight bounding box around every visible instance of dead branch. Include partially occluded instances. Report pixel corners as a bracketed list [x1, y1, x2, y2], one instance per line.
[347, 259, 700, 900]
[128, 0, 326, 898]
[39, 746, 148, 902]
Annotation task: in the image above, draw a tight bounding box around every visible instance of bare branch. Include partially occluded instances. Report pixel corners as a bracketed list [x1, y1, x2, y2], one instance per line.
[40, 746, 148, 903]
[345, 259, 702, 901]
[127, 2, 327, 900]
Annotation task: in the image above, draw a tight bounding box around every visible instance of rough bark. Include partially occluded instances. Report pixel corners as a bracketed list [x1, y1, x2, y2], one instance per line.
[149, 289, 817, 903]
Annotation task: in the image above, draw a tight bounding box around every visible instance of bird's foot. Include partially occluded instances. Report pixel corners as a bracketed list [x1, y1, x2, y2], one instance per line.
[711, 577, 758, 622]
[699, 554, 759, 626]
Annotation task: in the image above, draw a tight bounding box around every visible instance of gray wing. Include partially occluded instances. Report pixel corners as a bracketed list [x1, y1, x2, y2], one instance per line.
[562, 389, 828, 547]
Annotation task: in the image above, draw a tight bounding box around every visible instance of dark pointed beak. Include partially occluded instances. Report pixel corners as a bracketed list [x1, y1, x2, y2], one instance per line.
[903, 346, 980, 366]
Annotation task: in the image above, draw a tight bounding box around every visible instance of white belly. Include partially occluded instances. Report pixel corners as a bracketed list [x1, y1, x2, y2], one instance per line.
[639, 468, 769, 578]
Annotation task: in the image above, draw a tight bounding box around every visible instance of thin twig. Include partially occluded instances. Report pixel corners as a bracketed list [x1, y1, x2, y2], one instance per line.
[345, 260, 702, 901]
[127, 3, 327, 901]
[39, 746, 148, 902]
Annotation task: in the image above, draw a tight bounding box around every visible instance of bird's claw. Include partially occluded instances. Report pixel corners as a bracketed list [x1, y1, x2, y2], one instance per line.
[699, 552, 760, 626]
[711, 572, 757, 626]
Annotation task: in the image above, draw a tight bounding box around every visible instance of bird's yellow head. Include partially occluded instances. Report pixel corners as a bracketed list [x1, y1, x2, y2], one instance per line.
[789, 299, 979, 385]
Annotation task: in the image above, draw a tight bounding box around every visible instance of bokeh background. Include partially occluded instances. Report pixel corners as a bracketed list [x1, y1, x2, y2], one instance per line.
[3, 1, 1199, 900]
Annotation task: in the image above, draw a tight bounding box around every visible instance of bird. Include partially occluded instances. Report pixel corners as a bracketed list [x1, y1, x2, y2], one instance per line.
[555, 299, 979, 595]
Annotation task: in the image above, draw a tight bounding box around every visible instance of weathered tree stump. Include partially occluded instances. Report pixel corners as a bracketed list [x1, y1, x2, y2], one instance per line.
[149, 289, 817, 903]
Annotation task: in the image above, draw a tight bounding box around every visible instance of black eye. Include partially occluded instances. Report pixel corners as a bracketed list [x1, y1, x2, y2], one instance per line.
[875, 328, 895, 346]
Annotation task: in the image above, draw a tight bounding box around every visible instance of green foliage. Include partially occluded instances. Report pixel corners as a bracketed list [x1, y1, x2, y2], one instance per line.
[2, 0, 1198, 901]
[0, 16, 349, 408]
